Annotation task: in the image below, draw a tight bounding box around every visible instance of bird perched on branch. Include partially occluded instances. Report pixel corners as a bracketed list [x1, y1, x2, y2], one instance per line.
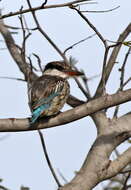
[29, 60, 83, 124]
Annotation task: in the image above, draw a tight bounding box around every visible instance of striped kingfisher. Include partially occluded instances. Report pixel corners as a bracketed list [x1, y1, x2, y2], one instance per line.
[29, 61, 83, 124]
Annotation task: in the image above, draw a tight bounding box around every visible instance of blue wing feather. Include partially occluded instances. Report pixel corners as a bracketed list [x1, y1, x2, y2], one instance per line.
[30, 92, 60, 124]
[30, 103, 50, 124]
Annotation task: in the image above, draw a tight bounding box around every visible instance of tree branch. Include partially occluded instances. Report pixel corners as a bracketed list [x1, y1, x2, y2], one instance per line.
[0, 89, 131, 132]
[71, 6, 107, 47]
[95, 23, 131, 96]
[106, 148, 131, 179]
[38, 130, 62, 187]
[0, 17, 37, 81]
[59, 114, 131, 190]
[0, 0, 91, 20]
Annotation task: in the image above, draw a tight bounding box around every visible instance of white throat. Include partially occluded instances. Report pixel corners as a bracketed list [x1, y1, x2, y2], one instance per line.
[44, 69, 69, 79]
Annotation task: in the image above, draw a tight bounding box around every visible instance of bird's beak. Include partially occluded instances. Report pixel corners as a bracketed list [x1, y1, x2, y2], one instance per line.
[64, 69, 84, 77]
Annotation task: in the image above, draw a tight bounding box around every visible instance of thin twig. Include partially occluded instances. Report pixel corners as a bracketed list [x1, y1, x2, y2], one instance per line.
[69, 58, 90, 99]
[120, 170, 131, 174]
[95, 23, 131, 97]
[74, 77, 90, 99]
[101, 47, 110, 94]
[0, 76, 25, 81]
[113, 47, 131, 117]
[57, 169, 68, 183]
[4, 24, 36, 31]
[70, 6, 107, 47]
[80, 73, 92, 98]
[81, 73, 91, 98]
[41, 0, 48, 7]
[123, 77, 131, 87]
[28, 56, 39, 72]
[121, 173, 130, 190]
[98, 43, 121, 95]
[33, 53, 43, 72]
[64, 33, 96, 54]
[19, 15, 31, 62]
[81, 5, 120, 13]
[119, 47, 131, 90]
[75, 1, 98, 6]
[38, 130, 62, 187]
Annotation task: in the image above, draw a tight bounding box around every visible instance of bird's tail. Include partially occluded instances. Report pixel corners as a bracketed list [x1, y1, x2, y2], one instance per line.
[30, 104, 50, 124]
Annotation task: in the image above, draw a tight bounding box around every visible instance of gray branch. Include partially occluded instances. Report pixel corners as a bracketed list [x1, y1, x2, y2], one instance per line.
[0, 89, 131, 132]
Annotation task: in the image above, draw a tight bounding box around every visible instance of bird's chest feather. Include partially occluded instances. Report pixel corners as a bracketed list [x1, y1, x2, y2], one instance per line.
[43, 82, 70, 116]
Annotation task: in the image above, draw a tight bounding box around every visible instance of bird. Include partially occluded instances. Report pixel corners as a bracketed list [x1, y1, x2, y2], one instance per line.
[29, 60, 83, 124]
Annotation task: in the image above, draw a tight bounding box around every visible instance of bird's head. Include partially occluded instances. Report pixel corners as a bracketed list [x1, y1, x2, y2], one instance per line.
[43, 61, 83, 79]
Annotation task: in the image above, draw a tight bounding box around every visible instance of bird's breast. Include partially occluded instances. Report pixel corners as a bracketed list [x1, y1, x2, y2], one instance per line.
[41, 81, 70, 116]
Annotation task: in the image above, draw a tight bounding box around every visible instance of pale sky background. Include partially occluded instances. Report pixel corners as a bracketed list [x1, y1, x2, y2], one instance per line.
[0, 0, 131, 190]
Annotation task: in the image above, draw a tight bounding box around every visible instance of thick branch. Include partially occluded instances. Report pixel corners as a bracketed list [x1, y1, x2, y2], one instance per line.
[0, 18, 37, 81]
[0, 89, 131, 132]
[59, 113, 131, 190]
[106, 148, 131, 179]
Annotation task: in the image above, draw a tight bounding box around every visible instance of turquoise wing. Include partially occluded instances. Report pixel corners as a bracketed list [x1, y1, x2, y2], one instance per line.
[30, 92, 60, 124]
[30, 75, 65, 124]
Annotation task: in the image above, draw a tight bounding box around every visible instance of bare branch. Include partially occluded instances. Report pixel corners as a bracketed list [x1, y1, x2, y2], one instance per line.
[95, 23, 131, 96]
[41, 0, 48, 7]
[81, 74, 91, 97]
[59, 118, 131, 190]
[100, 43, 121, 95]
[0, 0, 91, 20]
[19, 15, 31, 62]
[38, 130, 62, 187]
[64, 33, 96, 54]
[0, 17, 37, 81]
[121, 173, 130, 190]
[0, 76, 25, 81]
[33, 53, 43, 72]
[70, 6, 107, 47]
[0, 89, 131, 132]
[69, 58, 91, 99]
[106, 148, 131, 179]
[113, 47, 131, 117]
[81, 5, 120, 13]
[119, 47, 131, 90]
[74, 76, 90, 99]
[123, 77, 131, 87]
[4, 24, 36, 31]
[121, 169, 131, 174]
[57, 169, 68, 184]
